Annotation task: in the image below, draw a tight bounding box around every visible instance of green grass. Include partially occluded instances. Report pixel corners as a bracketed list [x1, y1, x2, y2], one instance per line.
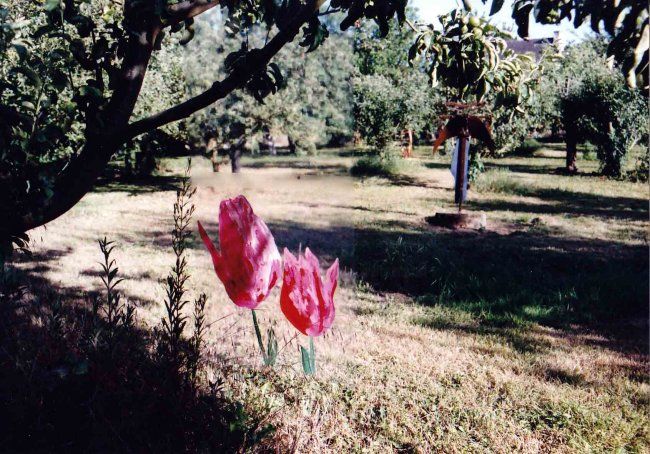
[17, 143, 649, 452]
[473, 168, 529, 195]
[350, 155, 402, 177]
[513, 138, 544, 156]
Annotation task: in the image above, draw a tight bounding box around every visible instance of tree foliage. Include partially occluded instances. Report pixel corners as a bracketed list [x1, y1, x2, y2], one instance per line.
[0, 0, 647, 240]
[410, 8, 539, 106]
[484, 0, 649, 90]
[530, 38, 611, 136]
[184, 13, 355, 158]
[561, 75, 647, 177]
[353, 15, 442, 154]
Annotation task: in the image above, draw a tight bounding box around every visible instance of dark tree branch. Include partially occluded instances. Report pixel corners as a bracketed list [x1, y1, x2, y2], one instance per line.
[124, 0, 324, 140]
[5, 0, 324, 236]
[6, 25, 161, 235]
[166, 0, 221, 27]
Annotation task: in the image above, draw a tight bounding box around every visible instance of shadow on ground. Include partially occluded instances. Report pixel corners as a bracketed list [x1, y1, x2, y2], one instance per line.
[468, 186, 648, 221]
[93, 173, 184, 195]
[243, 159, 350, 176]
[192, 214, 648, 356]
[2, 250, 265, 452]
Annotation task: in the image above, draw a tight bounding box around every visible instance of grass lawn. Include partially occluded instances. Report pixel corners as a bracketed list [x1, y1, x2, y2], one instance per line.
[15, 145, 649, 452]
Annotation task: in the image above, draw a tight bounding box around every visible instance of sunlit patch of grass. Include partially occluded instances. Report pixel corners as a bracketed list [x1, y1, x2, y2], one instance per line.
[17, 146, 649, 452]
[474, 168, 529, 195]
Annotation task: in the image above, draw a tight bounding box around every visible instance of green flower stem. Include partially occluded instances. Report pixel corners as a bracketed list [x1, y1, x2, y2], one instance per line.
[251, 309, 267, 363]
[309, 336, 316, 374]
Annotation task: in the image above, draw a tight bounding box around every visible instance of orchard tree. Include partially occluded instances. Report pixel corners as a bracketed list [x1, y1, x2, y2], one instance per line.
[531, 39, 611, 138]
[1, 0, 647, 245]
[184, 13, 356, 172]
[410, 7, 544, 162]
[353, 14, 442, 155]
[561, 75, 647, 176]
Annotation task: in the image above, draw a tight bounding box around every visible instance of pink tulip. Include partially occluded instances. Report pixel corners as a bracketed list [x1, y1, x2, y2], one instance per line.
[198, 195, 281, 309]
[280, 248, 339, 337]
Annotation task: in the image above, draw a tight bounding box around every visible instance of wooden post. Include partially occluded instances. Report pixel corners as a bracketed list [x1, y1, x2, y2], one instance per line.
[454, 128, 470, 211]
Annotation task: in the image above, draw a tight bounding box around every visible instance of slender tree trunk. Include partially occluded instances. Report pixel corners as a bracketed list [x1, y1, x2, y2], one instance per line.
[210, 149, 221, 172]
[230, 148, 242, 173]
[206, 138, 220, 172]
[565, 132, 578, 174]
[270, 137, 277, 156]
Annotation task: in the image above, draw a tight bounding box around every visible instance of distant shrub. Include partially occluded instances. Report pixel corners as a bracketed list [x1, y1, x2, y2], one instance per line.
[562, 76, 648, 177]
[513, 138, 543, 156]
[468, 151, 485, 183]
[628, 147, 649, 183]
[351, 155, 400, 177]
[491, 111, 535, 155]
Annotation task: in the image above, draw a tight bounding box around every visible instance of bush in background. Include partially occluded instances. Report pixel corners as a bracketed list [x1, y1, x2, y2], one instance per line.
[351, 154, 401, 177]
[561, 76, 648, 177]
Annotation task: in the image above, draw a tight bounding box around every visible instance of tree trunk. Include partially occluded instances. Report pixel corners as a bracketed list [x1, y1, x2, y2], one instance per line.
[270, 138, 277, 156]
[288, 136, 297, 154]
[210, 149, 221, 172]
[565, 133, 578, 174]
[230, 148, 242, 173]
[206, 138, 220, 172]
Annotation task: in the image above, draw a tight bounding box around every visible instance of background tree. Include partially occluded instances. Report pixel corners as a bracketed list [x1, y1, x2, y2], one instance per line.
[184, 13, 356, 172]
[352, 14, 442, 156]
[530, 38, 611, 140]
[561, 74, 647, 177]
[1, 0, 647, 242]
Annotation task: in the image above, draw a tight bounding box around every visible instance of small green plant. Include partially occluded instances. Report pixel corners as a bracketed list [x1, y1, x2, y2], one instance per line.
[251, 310, 278, 367]
[156, 159, 209, 389]
[188, 293, 207, 386]
[93, 237, 135, 352]
[513, 138, 543, 156]
[351, 155, 400, 177]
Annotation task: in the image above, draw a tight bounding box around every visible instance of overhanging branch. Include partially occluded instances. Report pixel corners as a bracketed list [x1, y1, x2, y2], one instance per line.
[124, 0, 325, 140]
[166, 0, 221, 27]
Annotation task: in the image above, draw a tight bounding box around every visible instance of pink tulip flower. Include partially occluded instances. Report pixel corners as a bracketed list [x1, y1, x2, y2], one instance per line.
[198, 195, 281, 309]
[280, 248, 339, 337]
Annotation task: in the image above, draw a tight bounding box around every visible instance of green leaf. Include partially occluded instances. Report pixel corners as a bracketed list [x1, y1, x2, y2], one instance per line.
[11, 42, 28, 61]
[300, 15, 329, 53]
[11, 66, 42, 89]
[251, 310, 269, 365]
[265, 328, 278, 366]
[51, 69, 68, 90]
[309, 336, 315, 373]
[300, 345, 313, 375]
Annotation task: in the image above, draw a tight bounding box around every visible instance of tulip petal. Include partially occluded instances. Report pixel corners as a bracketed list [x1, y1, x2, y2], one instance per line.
[206, 195, 281, 309]
[325, 258, 339, 301]
[198, 220, 221, 270]
[280, 248, 339, 337]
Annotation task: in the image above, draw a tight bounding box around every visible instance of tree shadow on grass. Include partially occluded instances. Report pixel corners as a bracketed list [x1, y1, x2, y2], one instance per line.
[2, 253, 265, 452]
[468, 187, 648, 221]
[190, 218, 649, 355]
[243, 159, 350, 176]
[93, 173, 184, 195]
